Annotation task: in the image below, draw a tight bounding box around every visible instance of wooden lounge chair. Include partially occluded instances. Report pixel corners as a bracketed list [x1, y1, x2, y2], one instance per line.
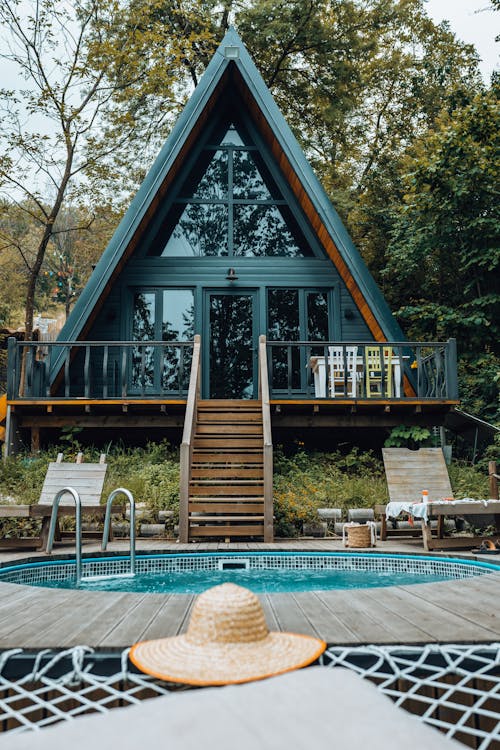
[0, 452, 110, 551]
[375, 448, 450, 542]
[376, 447, 500, 550]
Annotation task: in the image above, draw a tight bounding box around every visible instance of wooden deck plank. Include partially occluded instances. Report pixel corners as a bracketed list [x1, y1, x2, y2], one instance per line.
[291, 592, 359, 643]
[57, 593, 148, 647]
[400, 577, 500, 637]
[313, 589, 410, 643]
[143, 594, 196, 639]
[0, 589, 93, 645]
[96, 594, 164, 647]
[266, 593, 319, 637]
[356, 587, 461, 642]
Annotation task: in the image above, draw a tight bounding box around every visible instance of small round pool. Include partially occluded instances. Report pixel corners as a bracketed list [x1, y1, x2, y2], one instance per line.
[0, 553, 497, 594]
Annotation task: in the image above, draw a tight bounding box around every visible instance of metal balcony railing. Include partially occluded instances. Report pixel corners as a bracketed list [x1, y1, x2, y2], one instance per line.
[266, 340, 458, 400]
[7, 339, 194, 400]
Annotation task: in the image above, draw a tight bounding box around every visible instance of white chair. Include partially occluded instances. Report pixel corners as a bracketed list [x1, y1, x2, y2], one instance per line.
[327, 346, 358, 397]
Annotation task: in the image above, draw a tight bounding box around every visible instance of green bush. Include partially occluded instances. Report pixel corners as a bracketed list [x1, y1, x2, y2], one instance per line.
[273, 447, 387, 535]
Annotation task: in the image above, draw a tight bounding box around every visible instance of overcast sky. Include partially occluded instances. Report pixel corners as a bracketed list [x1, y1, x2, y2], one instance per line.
[425, 0, 498, 80]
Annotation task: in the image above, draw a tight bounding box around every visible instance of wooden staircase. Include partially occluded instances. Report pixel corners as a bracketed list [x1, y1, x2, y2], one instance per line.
[179, 335, 273, 543]
[187, 400, 266, 540]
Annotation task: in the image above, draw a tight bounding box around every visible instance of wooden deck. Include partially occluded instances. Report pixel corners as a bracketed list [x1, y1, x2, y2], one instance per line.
[0, 539, 499, 650]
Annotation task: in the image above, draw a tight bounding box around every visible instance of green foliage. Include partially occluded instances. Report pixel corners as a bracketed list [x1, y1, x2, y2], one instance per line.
[385, 425, 432, 449]
[0, 442, 495, 538]
[447, 461, 489, 499]
[273, 446, 387, 536]
[0, 455, 51, 505]
[383, 83, 499, 421]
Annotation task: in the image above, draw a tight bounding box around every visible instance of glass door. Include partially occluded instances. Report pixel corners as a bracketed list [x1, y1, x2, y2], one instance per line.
[204, 291, 257, 399]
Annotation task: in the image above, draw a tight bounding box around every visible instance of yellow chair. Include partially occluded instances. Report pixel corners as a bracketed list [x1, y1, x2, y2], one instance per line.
[364, 346, 393, 398]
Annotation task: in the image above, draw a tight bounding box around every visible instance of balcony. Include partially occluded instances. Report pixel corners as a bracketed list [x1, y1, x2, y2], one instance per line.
[6, 339, 193, 401]
[266, 340, 458, 402]
[6, 338, 458, 404]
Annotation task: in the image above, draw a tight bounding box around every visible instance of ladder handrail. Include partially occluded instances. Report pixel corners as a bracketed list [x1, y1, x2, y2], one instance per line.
[101, 488, 136, 575]
[259, 335, 274, 542]
[179, 334, 201, 543]
[46, 487, 82, 585]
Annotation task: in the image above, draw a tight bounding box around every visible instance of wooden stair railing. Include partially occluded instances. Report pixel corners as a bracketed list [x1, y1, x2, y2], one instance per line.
[179, 334, 201, 543]
[259, 335, 274, 542]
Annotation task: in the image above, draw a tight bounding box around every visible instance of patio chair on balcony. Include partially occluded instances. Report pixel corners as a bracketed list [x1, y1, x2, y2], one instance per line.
[364, 346, 393, 398]
[327, 346, 358, 398]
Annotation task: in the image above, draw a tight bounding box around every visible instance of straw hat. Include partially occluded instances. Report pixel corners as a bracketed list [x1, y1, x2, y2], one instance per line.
[129, 583, 326, 686]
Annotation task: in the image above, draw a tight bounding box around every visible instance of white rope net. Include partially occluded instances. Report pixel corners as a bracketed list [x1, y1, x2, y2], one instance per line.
[321, 644, 500, 750]
[0, 644, 498, 748]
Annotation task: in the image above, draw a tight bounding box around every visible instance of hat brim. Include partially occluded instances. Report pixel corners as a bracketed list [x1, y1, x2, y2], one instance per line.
[129, 632, 326, 686]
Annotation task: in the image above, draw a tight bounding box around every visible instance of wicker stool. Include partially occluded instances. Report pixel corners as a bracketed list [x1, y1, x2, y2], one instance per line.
[343, 522, 376, 548]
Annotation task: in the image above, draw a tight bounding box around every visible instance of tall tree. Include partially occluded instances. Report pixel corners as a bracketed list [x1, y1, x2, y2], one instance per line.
[0, 0, 209, 341]
[383, 83, 500, 421]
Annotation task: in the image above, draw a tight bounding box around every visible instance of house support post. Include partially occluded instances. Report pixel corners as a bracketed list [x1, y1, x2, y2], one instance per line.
[445, 338, 458, 399]
[489, 461, 499, 501]
[4, 405, 21, 459]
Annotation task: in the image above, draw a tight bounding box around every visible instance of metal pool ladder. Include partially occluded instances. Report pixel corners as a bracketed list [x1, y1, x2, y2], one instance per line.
[101, 488, 136, 576]
[46, 487, 82, 586]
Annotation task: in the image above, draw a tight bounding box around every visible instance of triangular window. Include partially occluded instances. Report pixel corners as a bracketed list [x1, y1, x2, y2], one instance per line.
[151, 122, 312, 258]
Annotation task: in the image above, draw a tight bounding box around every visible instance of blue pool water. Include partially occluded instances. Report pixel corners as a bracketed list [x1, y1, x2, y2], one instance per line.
[0, 553, 497, 594]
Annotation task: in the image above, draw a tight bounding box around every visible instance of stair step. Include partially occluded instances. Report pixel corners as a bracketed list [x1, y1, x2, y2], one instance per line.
[183, 397, 268, 541]
[189, 515, 265, 522]
[197, 412, 262, 423]
[189, 485, 264, 496]
[189, 502, 264, 513]
[192, 453, 263, 464]
[198, 400, 261, 409]
[191, 468, 264, 479]
[195, 424, 263, 435]
[188, 495, 264, 503]
[193, 438, 263, 449]
[189, 476, 263, 487]
[189, 524, 265, 537]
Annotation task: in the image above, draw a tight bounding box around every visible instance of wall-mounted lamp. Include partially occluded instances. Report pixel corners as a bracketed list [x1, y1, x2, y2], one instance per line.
[226, 267, 238, 281]
[344, 308, 355, 320]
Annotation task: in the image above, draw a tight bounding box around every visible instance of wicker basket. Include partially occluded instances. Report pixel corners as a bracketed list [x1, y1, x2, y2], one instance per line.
[344, 523, 375, 548]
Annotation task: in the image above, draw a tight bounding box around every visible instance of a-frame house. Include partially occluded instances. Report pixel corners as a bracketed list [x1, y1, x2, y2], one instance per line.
[3, 29, 458, 541]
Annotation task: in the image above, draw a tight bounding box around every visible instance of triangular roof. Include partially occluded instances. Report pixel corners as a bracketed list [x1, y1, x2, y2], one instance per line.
[57, 27, 406, 347]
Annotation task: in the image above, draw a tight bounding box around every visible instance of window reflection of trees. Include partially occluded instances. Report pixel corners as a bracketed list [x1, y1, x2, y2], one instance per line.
[234, 205, 302, 257]
[268, 289, 300, 390]
[132, 293, 155, 389]
[159, 124, 310, 258]
[161, 300, 194, 391]
[191, 150, 228, 200]
[162, 204, 228, 257]
[210, 295, 253, 399]
[132, 290, 194, 393]
[233, 150, 272, 200]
